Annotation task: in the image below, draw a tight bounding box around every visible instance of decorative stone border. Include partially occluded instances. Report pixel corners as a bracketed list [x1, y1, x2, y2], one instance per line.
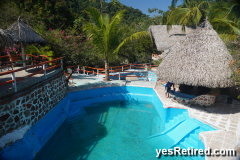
[0, 72, 67, 138]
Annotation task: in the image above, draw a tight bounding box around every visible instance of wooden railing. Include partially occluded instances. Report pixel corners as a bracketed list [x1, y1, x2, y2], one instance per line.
[152, 53, 160, 59]
[67, 63, 158, 80]
[0, 57, 63, 92]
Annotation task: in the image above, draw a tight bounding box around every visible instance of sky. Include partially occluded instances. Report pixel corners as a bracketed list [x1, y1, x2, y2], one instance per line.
[118, 0, 181, 17]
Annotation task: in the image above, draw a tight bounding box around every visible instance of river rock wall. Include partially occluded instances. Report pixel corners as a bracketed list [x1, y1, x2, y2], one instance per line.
[0, 72, 67, 138]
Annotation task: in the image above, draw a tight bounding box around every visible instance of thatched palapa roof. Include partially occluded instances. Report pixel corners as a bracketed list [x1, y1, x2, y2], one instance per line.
[156, 19, 233, 88]
[148, 25, 196, 51]
[0, 29, 14, 50]
[7, 17, 46, 45]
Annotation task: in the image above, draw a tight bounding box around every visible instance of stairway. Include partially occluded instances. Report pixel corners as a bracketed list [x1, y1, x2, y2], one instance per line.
[64, 106, 87, 126]
[147, 113, 215, 160]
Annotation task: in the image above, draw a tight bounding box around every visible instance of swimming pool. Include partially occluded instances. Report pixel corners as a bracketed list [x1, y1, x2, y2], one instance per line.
[109, 70, 158, 82]
[0, 86, 215, 160]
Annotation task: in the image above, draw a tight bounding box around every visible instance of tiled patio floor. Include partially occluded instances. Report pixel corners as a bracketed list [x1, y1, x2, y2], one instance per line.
[154, 85, 240, 160]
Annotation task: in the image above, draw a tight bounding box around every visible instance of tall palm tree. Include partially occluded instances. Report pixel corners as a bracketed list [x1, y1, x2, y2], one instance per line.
[167, 0, 209, 31]
[83, 7, 148, 81]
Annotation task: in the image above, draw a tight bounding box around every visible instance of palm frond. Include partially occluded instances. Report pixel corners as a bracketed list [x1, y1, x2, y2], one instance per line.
[211, 18, 240, 34]
[114, 31, 149, 55]
[25, 45, 41, 55]
[85, 7, 103, 29]
[83, 22, 106, 55]
[219, 34, 237, 42]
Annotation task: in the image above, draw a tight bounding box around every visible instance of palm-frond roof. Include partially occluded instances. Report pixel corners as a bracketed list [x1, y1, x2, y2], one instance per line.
[156, 19, 234, 88]
[148, 25, 196, 51]
[7, 17, 46, 45]
[0, 28, 14, 49]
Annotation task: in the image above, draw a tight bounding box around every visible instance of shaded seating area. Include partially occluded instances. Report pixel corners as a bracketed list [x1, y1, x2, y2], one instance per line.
[168, 86, 221, 107]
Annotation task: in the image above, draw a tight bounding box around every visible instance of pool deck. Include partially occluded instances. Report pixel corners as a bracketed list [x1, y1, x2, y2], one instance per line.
[154, 84, 240, 160]
[0, 66, 62, 98]
[67, 73, 156, 93]
[69, 74, 240, 159]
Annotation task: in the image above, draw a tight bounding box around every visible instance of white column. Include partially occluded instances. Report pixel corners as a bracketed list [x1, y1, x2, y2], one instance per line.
[83, 66, 85, 74]
[11, 72, 17, 92]
[119, 72, 120, 80]
[60, 59, 63, 70]
[122, 66, 123, 71]
[77, 65, 79, 75]
[43, 64, 46, 79]
[97, 69, 99, 77]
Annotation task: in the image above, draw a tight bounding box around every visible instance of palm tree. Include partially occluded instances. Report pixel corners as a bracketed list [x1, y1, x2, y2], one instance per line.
[168, 0, 240, 41]
[83, 7, 148, 81]
[208, 0, 240, 41]
[167, 0, 209, 31]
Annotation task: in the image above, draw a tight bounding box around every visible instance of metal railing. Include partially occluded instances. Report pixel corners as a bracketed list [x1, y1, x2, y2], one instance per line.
[67, 63, 158, 81]
[0, 57, 63, 92]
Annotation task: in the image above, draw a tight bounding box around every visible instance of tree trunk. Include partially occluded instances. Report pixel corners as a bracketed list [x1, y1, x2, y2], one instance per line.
[105, 57, 110, 81]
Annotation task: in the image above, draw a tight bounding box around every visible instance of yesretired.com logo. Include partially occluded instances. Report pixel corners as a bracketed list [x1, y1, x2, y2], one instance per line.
[156, 147, 237, 158]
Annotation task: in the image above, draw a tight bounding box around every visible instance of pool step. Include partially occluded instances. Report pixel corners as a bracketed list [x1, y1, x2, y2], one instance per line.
[164, 114, 186, 132]
[147, 119, 199, 149]
[64, 107, 87, 125]
[171, 127, 209, 160]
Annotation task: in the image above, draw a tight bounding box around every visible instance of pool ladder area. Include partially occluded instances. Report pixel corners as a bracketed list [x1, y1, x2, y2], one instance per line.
[64, 106, 87, 126]
[148, 112, 215, 160]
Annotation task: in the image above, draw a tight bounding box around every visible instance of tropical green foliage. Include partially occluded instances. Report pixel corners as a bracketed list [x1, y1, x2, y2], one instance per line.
[164, 0, 240, 41]
[208, 0, 240, 41]
[83, 7, 148, 80]
[0, 0, 158, 69]
[167, 0, 209, 31]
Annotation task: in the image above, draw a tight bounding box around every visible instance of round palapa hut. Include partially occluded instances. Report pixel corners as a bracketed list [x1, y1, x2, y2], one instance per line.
[156, 19, 233, 88]
[0, 29, 14, 51]
[7, 17, 46, 66]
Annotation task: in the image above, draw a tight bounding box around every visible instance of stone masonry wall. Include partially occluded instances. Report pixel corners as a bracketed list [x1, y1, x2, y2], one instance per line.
[0, 72, 67, 138]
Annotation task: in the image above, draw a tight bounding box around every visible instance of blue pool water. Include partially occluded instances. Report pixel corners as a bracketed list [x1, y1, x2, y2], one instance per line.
[0, 86, 215, 160]
[35, 100, 161, 160]
[109, 70, 158, 82]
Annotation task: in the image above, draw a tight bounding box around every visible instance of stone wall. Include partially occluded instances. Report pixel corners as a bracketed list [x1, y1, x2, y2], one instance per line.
[0, 72, 67, 138]
[190, 95, 216, 107]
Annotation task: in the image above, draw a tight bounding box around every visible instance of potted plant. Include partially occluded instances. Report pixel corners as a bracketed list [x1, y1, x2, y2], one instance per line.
[9, 54, 19, 62]
[4, 44, 20, 62]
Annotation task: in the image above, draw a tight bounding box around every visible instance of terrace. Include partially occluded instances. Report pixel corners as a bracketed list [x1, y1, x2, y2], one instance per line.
[0, 54, 63, 100]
